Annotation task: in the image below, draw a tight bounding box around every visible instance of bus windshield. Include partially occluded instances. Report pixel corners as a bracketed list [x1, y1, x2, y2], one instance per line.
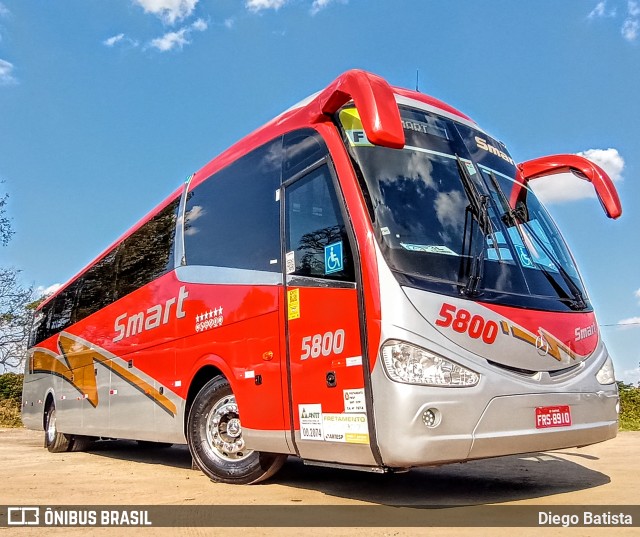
[338, 105, 589, 312]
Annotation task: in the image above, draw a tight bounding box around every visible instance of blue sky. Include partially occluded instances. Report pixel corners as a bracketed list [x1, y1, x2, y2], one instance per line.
[0, 0, 638, 383]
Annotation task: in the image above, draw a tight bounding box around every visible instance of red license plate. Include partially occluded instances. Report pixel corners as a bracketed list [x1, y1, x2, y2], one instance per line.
[535, 405, 572, 429]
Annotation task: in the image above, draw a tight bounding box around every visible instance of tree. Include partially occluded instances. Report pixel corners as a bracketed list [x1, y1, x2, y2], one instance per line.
[0, 187, 33, 371]
[0, 191, 14, 246]
[0, 268, 34, 371]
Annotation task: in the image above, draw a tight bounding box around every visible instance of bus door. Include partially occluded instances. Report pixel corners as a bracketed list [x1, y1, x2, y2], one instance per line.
[283, 159, 376, 465]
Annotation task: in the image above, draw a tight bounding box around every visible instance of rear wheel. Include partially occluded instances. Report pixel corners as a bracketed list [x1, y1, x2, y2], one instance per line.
[187, 376, 286, 484]
[44, 404, 71, 453]
[45, 403, 94, 453]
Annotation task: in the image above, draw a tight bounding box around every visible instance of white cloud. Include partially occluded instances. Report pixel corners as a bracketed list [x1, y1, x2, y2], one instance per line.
[0, 2, 10, 17]
[588, 1, 640, 41]
[618, 366, 640, 385]
[224, 18, 235, 29]
[103, 33, 140, 48]
[0, 58, 16, 85]
[529, 148, 624, 205]
[35, 283, 62, 298]
[134, 0, 199, 25]
[311, 0, 339, 15]
[191, 17, 207, 31]
[148, 18, 207, 51]
[635, 288, 640, 301]
[150, 28, 189, 51]
[617, 316, 640, 327]
[622, 17, 639, 40]
[588, 1, 617, 18]
[104, 33, 125, 46]
[246, 0, 288, 13]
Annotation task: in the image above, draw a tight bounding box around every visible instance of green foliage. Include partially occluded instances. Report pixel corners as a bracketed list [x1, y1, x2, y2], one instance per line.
[0, 399, 22, 427]
[0, 372, 23, 403]
[618, 381, 640, 431]
[0, 373, 23, 427]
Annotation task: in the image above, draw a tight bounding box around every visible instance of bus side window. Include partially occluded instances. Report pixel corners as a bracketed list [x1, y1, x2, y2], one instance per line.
[286, 165, 355, 282]
[184, 138, 283, 272]
[114, 199, 179, 300]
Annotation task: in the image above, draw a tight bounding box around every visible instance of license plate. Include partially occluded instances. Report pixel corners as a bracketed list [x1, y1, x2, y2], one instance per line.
[535, 405, 572, 429]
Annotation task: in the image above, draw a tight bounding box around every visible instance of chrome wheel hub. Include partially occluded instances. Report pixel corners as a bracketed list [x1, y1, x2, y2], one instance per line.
[205, 395, 252, 461]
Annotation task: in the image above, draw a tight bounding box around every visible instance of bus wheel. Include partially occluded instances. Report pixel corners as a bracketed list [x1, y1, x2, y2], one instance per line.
[44, 403, 71, 453]
[187, 376, 286, 484]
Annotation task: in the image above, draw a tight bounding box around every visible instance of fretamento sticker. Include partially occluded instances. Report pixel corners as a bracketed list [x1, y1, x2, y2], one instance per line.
[322, 413, 369, 444]
[299, 404, 323, 440]
[343, 388, 366, 413]
[287, 288, 300, 320]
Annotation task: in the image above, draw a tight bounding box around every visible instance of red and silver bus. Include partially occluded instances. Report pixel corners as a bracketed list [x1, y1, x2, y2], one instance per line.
[22, 69, 622, 484]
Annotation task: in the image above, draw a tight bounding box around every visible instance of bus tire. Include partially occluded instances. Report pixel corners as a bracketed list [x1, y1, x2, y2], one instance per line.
[187, 376, 287, 484]
[44, 403, 71, 453]
[69, 436, 94, 452]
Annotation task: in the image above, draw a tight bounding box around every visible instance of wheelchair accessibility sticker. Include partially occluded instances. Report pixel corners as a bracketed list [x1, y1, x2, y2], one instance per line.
[324, 241, 343, 274]
[515, 244, 534, 268]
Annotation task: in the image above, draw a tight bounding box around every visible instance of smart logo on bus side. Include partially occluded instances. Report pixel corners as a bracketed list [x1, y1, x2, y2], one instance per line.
[113, 286, 189, 343]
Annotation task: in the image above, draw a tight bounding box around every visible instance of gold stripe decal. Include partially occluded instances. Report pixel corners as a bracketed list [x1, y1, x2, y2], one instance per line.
[32, 334, 176, 416]
[509, 325, 577, 362]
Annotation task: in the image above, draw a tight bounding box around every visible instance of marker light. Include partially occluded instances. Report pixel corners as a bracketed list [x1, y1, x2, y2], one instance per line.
[381, 340, 479, 387]
[595, 355, 616, 385]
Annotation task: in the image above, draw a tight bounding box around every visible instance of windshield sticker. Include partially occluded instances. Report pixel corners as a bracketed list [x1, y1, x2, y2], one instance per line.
[461, 158, 477, 176]
[400, 243, 458, 256]
[380, 226, 391, 236]
[299, 404, 323, 441]
[401, 118, 449, 140]
[339, 108, 374, 147]
[515, 244, 535, 268]
[285, 250, 296, 274]
[324, 241, 344, 274]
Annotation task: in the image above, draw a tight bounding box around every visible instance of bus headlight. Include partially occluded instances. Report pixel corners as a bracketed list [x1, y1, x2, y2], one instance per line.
[596, 355, 616, 385]
[381, 340, 479, 387]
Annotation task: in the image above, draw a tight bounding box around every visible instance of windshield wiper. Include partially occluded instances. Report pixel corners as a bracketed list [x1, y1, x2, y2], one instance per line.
[486, 171, 587, 310]
[455, 155, 499, 297]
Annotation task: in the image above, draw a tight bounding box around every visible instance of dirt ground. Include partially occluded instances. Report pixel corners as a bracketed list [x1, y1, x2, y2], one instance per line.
[0, 428, 638, 536]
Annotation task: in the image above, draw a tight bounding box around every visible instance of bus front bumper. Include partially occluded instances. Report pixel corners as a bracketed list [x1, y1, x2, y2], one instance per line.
[373, 389, 618, 468]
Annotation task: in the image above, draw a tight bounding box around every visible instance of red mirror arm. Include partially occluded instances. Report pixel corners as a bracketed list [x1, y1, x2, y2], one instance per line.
[511, 154, 622, 219]
[309, 69, 405, 149]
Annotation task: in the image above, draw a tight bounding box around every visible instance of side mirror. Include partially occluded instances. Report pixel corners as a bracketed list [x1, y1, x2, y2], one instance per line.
[511, 154, 622, 219]
[309, 69, 405, 149]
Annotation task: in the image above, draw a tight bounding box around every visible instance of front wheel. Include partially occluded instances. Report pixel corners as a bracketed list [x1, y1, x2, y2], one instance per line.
[187, 376, 286, 484]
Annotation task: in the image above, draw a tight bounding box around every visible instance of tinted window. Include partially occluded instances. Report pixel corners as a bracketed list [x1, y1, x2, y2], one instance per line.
[114, 199, 180, 300]
[73, 249, 119, 322]
[30, 199, 179, 347]
[286, 164, 355, 282]
[283, 129, 328, 181]
[184, 138, 282, 271]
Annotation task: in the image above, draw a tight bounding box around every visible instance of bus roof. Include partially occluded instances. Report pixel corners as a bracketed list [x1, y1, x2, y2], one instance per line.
[39, 69, 475, 309]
